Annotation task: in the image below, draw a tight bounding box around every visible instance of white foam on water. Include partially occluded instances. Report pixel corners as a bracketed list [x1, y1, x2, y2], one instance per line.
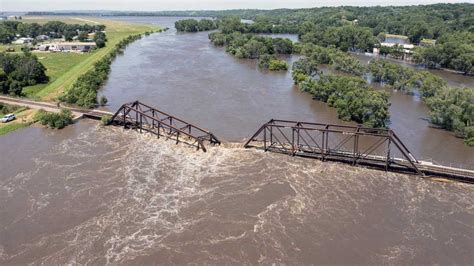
[1, 124, 473, 265]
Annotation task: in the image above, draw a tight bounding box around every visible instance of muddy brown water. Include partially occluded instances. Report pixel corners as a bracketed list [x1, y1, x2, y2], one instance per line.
[0, 17, 473, 265]
[1, 120, 473, 264]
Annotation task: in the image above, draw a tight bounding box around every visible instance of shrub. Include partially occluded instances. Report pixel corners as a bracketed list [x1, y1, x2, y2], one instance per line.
[34, 108, 73, 129]
[268, 59, 289, 71]
[99, 95, 108, 106]
[101, 114, 112, 126]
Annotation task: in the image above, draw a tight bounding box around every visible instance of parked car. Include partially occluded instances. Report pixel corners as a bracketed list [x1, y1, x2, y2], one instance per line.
[1, 113, 16, 123]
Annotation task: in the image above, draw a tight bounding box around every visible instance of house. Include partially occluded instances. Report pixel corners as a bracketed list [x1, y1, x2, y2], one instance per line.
[43, 42, 97, 52]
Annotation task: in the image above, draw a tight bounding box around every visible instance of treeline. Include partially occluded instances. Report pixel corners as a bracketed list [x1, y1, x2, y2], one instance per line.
[42, 3, 472, 40]
[209, 31, 293, 58]
[0, 51, 48, 96]
[296, 43, 366, 76]
[175, 19, 218, 32]
[413, 31, 474, 75]
[368, 59, 473, 144]
[292, 55, 390, 128]
[209, 31, 293, 71]
[59, 34, 144, 108]
[202, 4, 472, 73]
[0, 20, 106, 44]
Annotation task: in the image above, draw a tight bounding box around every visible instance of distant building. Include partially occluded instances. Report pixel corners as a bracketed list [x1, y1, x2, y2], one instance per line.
[35, 35, 50, 41]
[40, 42, 96, 52]
[12, 37, 34, 44]
[373, 43, 415, 61]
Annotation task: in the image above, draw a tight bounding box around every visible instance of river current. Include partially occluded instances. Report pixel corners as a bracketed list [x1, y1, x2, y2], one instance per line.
[0, 16, 473, 265]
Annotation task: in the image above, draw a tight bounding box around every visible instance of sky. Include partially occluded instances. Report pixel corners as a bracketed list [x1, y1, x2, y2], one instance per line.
[1, 0, 472, 11]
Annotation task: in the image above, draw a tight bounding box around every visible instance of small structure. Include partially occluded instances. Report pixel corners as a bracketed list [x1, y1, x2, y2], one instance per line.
[41, 42, 97, 52]
[12, 37, 34, 44]
[373, 42, 415, 60]
[35, 35, 50, 41]
[420, 39, 436, 46]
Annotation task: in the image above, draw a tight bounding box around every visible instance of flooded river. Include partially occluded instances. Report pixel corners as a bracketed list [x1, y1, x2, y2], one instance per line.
[101, 17, 474, 168]
[1, 121, 473, 264]
[1, 17, 473, 265]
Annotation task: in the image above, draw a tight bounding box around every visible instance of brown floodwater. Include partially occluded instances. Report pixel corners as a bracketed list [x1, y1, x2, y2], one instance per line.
[100, 17, 474, 168]
[1, 17, 473, 265]
[0, 120, 473, 264]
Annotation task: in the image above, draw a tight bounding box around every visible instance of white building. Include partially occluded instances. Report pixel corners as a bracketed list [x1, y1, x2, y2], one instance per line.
[39, 42, 96, 52]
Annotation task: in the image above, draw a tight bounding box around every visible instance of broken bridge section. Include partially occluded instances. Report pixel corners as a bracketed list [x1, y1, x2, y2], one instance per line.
[109, 101, 221, 152]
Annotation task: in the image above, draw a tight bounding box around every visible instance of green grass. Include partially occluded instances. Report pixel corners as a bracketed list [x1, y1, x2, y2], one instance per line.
[23, 52, 93, 98]
[20, 16, 160, 101]
[0, 44, 24, 53]
[0, 107, 32, 136]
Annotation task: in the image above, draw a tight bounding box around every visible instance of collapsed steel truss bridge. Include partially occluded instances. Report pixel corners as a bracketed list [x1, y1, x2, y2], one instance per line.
[109, 101, 220, 152]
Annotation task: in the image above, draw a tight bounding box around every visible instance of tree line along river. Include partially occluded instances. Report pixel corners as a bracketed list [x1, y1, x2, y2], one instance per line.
[100, 16, 473, 168]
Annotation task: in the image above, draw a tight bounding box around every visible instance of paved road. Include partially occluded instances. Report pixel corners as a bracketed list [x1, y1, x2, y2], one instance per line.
[0, 95, 113, 119]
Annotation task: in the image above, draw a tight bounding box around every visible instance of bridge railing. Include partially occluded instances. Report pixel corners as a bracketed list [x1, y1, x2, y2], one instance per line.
[109, 101, 220, 152]
[244, 119, 422, 174]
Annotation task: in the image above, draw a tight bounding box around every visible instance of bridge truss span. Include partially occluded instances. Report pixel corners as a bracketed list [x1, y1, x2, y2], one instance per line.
[244, 119, 422, 175]
[109, 101, 220, 152]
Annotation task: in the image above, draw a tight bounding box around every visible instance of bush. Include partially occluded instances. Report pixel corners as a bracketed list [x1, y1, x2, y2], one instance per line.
[269, 59, 288, 71]
[99, 95, 108, 106]
[101, 114, 112, 126]
[34, 108, 73, 129]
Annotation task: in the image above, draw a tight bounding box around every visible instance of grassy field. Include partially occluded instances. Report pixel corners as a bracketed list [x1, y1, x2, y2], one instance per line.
[20, 16, 160, 100]
[0, 108, 37, 136]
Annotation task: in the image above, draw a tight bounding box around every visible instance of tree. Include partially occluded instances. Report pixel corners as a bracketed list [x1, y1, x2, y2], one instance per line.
[273, 38, 293, 54]
[93, 31, 107, 48]
[0, 52, 48, 96]
[175, 19, 199, 32]
[78, 31, 89, 42]
[64, 30, 76, 42]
